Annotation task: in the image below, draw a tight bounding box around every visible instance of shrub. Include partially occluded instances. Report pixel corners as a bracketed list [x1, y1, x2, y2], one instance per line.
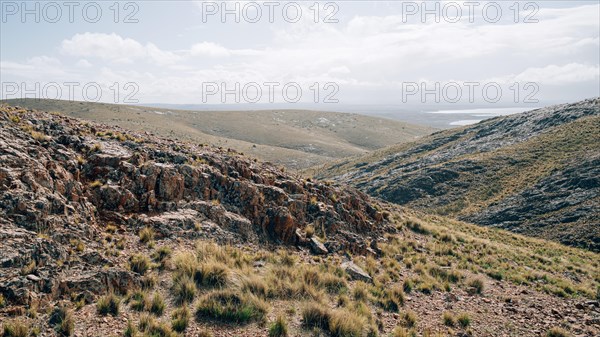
[467, 277, 485, 295]
[173, 251, 198, 277]
[404, 218, 430, 234]
[149, 293, 166, 316]
[242, 275, 269, 298]
[49, 304, 74, 336]
[392, 327, 409, 337]
[320, 273, 348, 294]
[302, 302, 331, 329]
[153, 246, 172, 268]
[124, 321, 137, 337]
[97, 293, 120, 316]
[546, 327, 570, 337]
[128, 290, 147, 311]
[172, 274, 196, 305]
[379, 286, 405, 312]
[139, 227, 155, 244]
[268, 315, 288, 337]
[196, 290, 268, 324]
[403, 279, 414, 293]
[442, 311, 455, 327]
[171, 306, 190, 332]
[0, 294, 5, 308]
[401, 310, 417, 328]
[2, 319, 29, 337]
[352, 282, 370, 302]
[457, 312, 471, 328]
[305, 225, 315, 238]
[194, 262, 229, 288]
[329, 309, 364, 337]
[129, 254, 151, 275]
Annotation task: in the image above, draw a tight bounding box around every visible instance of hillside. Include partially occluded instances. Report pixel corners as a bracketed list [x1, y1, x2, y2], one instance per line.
[315, 98, 600, 252]
[0, 99, 433, 170]
[1, 104, 599, 337]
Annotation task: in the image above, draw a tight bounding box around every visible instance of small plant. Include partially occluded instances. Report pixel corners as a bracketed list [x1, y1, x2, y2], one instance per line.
[196, 289, 268, 323]
[442, 311, 456, 327]
[171, 306, 190, 332]
[148, 292, 166, 316]
[139, 227, 155, 244]
[457, 312, 471, 328]
[49, 304, 74, 336]
[404, 218, 430, 234]
[172, 275, 196, 305]
[194, 262, 229, 288]
[467, 277, 485, 295]
[124, 320, 137, 337]
[352, 282, 370, 302]
[401, 310, 417, 328]
[97, 292, 120, 316]
[30, 131, 49, 142]
[379, 286, 405, 312]
[305, 224, 315, 238]
[302, 302, 330, 329]
[392, 327, 409, 337]
[129, 254, 151, 275]
[268, 315, 288, 337]
[328, 309, 364, 337]
[128, 290, 147, 311]
[0, 294, 6, 308]
[89, 180, 102, 188]
[546, 327, 570, 337]
[21, 260, 36, 275]
[70, 239, 85, 252]
[2, 319, 29, 337]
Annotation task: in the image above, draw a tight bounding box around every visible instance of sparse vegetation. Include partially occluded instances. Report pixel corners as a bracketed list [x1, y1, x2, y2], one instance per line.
[196, 290, 268, 323]
[49, 304, 74, 336]
[139, 227, 155, 244]
[171, 306, 190, 332]
[2, 319, 29, 337]
[172, 274, 196, 305]
[130, 254, 151, 275]
[268, 315, 288, 337]
[457, 312, 471, 328]
[546, 327, 570, 337]
[97, 292, 120, 316]
[149, 292, 166, 316]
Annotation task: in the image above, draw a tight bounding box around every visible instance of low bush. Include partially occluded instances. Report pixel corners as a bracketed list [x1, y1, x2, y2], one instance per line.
[196, 290, 268, 324]
[97, 293, 120, 316]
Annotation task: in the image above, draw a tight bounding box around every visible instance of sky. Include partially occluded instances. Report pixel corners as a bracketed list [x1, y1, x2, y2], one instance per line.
[1, 1, 599, 107]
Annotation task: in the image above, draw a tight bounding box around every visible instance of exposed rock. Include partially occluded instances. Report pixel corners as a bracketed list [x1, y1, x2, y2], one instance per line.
[341, 261, 372, 282]
[309, 237, 328, 255]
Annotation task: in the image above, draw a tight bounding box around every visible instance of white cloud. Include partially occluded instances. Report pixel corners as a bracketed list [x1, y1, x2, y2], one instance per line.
[513, 63, 600, 85]
[61, 33, 180, 65]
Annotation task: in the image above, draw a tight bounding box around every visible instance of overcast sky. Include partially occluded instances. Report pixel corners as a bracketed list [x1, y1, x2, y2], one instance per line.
[1, 1, 598, 107]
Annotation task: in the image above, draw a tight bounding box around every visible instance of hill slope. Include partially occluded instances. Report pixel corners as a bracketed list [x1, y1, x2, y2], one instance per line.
[1, 104, 599, 337]
[315, 98, 600, 251]
[1, 99, 433, 170]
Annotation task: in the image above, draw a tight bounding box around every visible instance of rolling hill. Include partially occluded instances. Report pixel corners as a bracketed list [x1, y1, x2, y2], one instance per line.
[315, 98, 600, 251]
[0, 99, 433, 170]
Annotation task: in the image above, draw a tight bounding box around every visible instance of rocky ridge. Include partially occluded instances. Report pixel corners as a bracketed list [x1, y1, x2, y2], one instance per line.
[317, 98, 600, 251]
[0, 104, 389, 308]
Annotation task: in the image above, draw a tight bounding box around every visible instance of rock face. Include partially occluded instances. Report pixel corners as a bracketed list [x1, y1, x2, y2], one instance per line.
[0, 104, 390, 306]
[320, 98, 600, 251]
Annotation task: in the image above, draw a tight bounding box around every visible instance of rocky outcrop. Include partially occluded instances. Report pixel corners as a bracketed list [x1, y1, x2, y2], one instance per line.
[0, 104, 390, 306]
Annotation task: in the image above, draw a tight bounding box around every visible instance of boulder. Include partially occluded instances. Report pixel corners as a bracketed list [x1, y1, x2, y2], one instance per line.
[309, 237, 328, 255]
[341, 261, 372, 282]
